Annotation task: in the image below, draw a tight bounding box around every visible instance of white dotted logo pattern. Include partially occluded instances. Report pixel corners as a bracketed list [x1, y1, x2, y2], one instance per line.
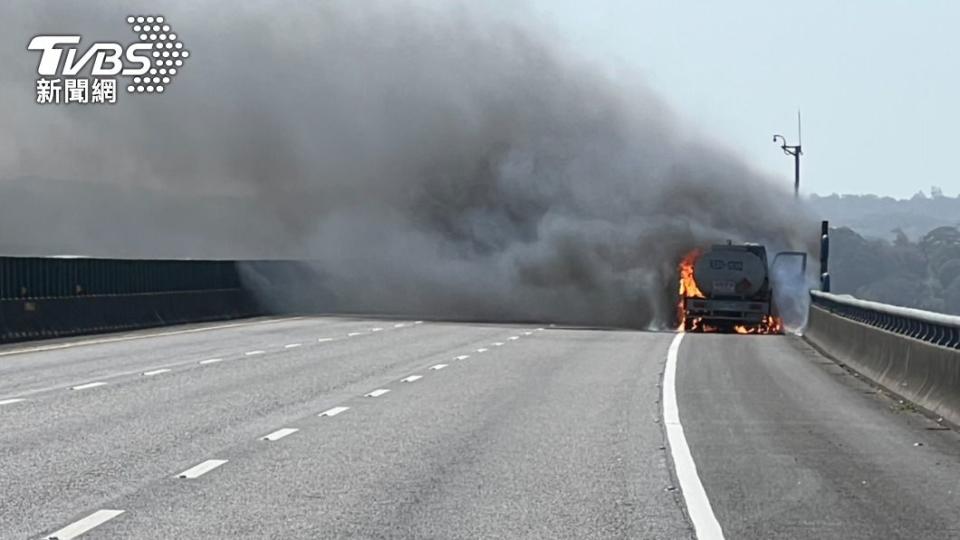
[124, 15, 189, 94]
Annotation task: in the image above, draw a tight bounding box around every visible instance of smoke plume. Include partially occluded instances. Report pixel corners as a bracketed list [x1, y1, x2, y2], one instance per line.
[0, 1, 817, 328]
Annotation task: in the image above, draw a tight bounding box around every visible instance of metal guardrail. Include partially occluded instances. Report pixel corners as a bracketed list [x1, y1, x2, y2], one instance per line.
[811, 290, 960, 350]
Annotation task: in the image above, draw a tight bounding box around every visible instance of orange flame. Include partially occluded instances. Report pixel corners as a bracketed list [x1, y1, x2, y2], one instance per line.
[677, 250, 704, 331]
[765, 315, 784, 334]
[678, 250, 705, 299]
[733, 316, 783, 335]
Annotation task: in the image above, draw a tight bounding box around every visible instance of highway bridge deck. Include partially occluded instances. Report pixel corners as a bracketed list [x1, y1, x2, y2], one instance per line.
[0, 318, 957, 539]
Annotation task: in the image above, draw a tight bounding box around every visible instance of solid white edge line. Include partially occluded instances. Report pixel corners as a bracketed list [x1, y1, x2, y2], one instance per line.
[401, 375, 422, 383]
[365, 388, 391, 398]
[71, 382, 107, 390]
[663, 333, 725, 540]
[142, 368, 171, 376]
[0, 398, 25, 405]
[177, 459, 228, 479]
[261, 428, 299, 441]
[46, 509, 125, 540]
[319, 406, 350, 417]
[199, 358, 223, 365]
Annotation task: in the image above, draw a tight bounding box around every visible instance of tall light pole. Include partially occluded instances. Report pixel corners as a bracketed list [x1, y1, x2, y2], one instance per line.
[773, 111, 803, 198]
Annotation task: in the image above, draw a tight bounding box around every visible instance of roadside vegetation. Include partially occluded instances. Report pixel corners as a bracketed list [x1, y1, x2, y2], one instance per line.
[831, 225, 960, 315]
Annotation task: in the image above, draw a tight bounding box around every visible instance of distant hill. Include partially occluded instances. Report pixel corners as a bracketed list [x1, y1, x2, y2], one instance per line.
[800, 191, 960, 314]
[829, 224, 960, 315]
[808, 189, 960, 241]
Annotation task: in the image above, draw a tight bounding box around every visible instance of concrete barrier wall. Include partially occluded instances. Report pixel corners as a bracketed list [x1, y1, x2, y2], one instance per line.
[805, 304, 960, 426]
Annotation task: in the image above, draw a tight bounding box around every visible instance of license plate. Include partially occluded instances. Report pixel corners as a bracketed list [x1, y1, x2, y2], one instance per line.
[713, 280, 735, 294]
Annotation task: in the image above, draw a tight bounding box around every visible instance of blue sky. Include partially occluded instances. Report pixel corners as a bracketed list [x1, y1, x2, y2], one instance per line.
[518, 1, 958, 198]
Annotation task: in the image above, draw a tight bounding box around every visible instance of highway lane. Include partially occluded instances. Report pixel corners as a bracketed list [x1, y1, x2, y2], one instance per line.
[0, 317, 490, 538]
[678, 334, 960, 539]
[1, 319, 691, 539]
[0, 316, 396, 397]
[94, 328, 688, 539]
[2, 318, 959, 539]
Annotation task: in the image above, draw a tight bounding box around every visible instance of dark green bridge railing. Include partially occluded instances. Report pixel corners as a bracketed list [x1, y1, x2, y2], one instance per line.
[0, 256, 281, 344]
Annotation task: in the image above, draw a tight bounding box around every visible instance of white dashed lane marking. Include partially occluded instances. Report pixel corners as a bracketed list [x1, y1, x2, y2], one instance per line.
[142, 368, 171, 376]
[46, 509, 125, 540]
[476, 348, 488, 353]
[0, 316, 303, 359]
[261, 428, 299, 441]
[393, 323, 407, 328]
[284, 343, 302, 349]
[401, 375, 423, 383]
[71, 382, 107, 390]
[244, 350, 266, 356]
[430, 364, 448, 371]
[0, 398, 25, 406]
[347, 332, 365, 337]
[508, 336, 519, 341]
[177, 459, 228, 479]
[492, 342, 504, 347]
[199, 358, 223, 365]
[455, 355, 470, 360]
[371, 327, 384, 332]
[317, 338, 335, 343]
[365, 389, 391, 398]
[523, 331, 533, 336]
[319, 406, 350, 417]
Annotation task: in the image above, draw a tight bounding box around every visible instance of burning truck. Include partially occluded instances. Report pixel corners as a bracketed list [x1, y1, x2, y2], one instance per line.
[678, 242, 806, 334]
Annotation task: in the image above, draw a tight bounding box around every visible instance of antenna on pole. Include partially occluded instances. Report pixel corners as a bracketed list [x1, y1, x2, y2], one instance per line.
[797, 109, 802, 148]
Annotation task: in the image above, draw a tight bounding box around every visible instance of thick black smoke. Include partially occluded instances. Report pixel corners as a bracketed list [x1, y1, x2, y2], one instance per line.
[0, 1, 817, 328]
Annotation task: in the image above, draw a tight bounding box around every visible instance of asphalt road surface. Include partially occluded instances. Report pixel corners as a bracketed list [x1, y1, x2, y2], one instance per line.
[0, 316, 958, 539]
